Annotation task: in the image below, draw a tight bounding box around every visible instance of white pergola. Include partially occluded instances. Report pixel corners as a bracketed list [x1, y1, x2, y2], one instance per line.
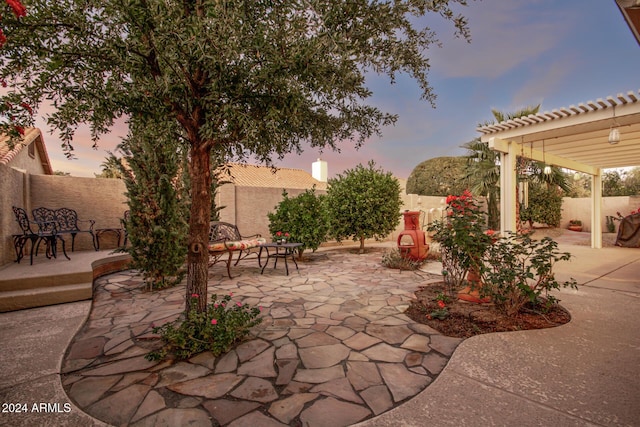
[477, 89, 640, 248]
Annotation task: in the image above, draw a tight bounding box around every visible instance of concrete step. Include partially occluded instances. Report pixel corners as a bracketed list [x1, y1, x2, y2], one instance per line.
[0, 282, 92, 312]
[0, 252, 132, 313]
[0, 270, 91, 292]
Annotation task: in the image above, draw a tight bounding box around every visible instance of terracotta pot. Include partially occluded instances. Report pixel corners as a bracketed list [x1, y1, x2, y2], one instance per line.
[457, 268, 490, 303]
[568, 225, 583, 232]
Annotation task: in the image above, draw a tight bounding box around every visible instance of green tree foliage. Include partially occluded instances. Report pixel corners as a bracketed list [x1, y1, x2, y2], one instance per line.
[117, 117, 189, 289]
[603, 170, 626, 196]
[268, 188, 329, 260]
[519, 183, 563, 228]
[624, 167, 640, 195]
[406, 157, 468, 196]
[1, 1, 472, 312]
[95, 156, 125, 179]
[602, 168, 640, 196]
[327, 161, 402, 253]
[566, 172, 591, 198]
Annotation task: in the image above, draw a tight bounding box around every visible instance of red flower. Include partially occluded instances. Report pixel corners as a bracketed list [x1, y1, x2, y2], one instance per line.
[276, 231, 282, 237]
[0, 29, 7, 48]
[20, 102, 33, 115]
[437, 300, 446, 309]
[6, 0, 27, 18]
[484, 229, 496, 236]
[14, 125, 24, 135]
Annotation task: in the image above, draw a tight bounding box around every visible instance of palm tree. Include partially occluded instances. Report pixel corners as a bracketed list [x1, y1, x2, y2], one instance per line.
[466, 105, 542, 231]
[464, 138, 500, 230]
[96, 156, 125, 179]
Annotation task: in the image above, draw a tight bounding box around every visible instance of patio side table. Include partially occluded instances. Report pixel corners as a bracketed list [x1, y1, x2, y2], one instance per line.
[259, 242, 303, 276]
[95, 228, 123, 250]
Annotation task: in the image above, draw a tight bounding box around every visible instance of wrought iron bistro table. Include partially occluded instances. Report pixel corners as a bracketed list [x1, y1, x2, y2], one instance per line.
[259, 242, 303, 276]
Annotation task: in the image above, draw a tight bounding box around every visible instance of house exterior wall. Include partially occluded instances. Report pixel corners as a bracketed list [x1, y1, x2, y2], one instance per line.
[0, 167, 29, 266]
[4, 141, 48, 175]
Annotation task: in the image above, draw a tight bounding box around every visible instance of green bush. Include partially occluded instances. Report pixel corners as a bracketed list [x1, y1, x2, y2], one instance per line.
[520, 184, 563, 228]
[268, 187, 329, 259]
[481, 232, 577, 316]
[146, 293, 262, 361]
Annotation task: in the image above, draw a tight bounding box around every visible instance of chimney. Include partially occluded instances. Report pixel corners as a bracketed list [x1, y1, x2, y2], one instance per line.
[312, 158, 328, 182]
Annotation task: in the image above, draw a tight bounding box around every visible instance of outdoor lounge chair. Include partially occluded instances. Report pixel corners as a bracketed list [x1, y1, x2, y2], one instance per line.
[208, 221, 266, 278]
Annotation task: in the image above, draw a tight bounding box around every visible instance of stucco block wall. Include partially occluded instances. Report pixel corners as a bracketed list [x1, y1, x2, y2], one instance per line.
[562, 196, 639, 232]
[28, 175, 128, 251]
[1, 174, 128, 265]
[218, 185, 325, 239]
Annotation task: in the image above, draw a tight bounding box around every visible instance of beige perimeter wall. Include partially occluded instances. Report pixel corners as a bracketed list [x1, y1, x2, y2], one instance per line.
[1, 172, 127, 265]
[3, 169, 638, 267]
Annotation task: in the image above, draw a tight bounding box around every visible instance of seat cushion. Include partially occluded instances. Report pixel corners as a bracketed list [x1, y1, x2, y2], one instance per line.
[208, 237, 266, 252]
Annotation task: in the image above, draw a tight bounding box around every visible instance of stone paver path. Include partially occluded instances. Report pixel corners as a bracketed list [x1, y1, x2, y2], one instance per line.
[62, 248, 461, 426]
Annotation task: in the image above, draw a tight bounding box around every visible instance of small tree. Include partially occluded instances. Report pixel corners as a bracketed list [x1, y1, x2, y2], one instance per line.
[268, 188, 328, 260]
[118, 118, 188, 289]
[327, 161, 402, 253]
[520, 183, 563, 228]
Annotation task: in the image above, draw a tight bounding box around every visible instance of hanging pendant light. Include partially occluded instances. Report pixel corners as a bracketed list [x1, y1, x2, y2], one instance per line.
[609, 105, 620, 145]
[542, 139, 551, 175]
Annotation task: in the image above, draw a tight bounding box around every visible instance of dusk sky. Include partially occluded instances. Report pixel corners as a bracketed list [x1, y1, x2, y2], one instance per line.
[35, 0, 640, 179]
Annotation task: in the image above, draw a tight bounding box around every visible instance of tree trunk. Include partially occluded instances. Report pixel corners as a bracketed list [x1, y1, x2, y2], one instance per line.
[186, 143, 212, 313]
[359, 236, 365, 254]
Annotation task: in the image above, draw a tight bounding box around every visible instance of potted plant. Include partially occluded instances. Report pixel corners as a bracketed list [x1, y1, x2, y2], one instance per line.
[568, 220, 582, 232]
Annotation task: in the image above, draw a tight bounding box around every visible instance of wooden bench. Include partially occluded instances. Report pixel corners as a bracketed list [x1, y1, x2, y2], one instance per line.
[208, 221, 266, 278]
[32, 207, 97, 251]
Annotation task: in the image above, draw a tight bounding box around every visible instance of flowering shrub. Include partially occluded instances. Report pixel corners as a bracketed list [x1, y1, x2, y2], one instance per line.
[427, 190, 492, 296]
[481, 232, 578, 316]
[427, 293, 449, 320]
[146, 293, 262, 361]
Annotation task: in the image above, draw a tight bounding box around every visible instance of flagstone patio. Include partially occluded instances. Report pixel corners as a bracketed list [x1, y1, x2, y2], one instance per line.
[61, 247, 461, 426]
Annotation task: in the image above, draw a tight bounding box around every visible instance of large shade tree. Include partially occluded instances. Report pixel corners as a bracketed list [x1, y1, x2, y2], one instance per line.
[406, 156, 468, 196]
[1, 0, 473, 312]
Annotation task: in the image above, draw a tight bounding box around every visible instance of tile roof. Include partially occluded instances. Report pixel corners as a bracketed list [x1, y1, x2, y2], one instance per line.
[0, 128, 53, 174]
[222, 163, 327, 190]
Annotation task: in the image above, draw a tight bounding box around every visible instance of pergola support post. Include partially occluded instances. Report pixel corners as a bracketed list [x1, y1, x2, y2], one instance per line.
[591, 172, 603, 249]
[490, 137, 518, 234]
